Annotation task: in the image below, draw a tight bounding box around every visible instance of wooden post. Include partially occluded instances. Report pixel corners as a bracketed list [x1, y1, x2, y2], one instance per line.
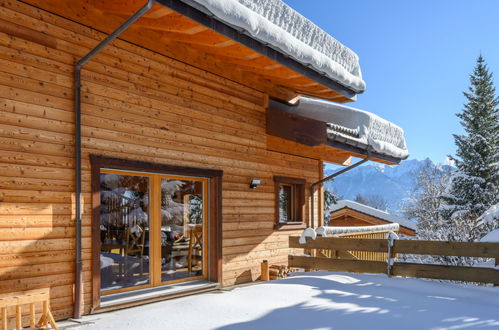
[261, 260, 269, 281]
[1, 308, 7, 330]
[15, 305, 21, 330]
[43, 301, 49, 328]
[30, 303, 36, 328]
[495, 258, 499, 287]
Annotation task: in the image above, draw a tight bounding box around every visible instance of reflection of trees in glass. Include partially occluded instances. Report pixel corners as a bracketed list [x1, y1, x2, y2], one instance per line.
[278, 185, 291, 223]
[100, 174, 149, 228]
[161, 180, 185, 226]
[161, 179, 203, 227]
[189, 194, 203, 224]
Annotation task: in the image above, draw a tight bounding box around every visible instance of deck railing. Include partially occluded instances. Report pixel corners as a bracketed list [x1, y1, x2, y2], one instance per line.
[310, 224, 399, 262]
[289, 236, 499, 284]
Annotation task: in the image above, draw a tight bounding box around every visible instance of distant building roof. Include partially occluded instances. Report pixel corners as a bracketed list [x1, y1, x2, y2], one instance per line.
[330, 200, 416, 231]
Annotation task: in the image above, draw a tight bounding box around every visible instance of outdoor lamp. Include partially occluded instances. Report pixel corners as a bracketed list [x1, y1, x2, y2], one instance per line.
[249, 179, 261, 189]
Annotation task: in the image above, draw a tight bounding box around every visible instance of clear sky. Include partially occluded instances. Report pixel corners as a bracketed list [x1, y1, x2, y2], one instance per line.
[283, 0, 499, 164]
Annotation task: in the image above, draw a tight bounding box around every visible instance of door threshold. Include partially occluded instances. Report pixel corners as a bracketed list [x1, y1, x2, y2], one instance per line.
[98, 280, 218, 310]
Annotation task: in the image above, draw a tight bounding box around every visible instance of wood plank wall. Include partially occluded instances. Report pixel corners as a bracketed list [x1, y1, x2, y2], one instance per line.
[0, 0, 321, 321]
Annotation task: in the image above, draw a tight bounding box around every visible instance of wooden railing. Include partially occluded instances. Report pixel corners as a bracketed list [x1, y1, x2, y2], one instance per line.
[289, 236, 499, 284]
[337, 231, 392, 262]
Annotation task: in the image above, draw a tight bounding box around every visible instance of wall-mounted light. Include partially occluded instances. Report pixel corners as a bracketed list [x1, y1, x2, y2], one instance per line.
[249, 178, 261, 189]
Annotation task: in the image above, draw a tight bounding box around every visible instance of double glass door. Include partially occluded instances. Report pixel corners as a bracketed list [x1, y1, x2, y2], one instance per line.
[99, 169, 207, 294]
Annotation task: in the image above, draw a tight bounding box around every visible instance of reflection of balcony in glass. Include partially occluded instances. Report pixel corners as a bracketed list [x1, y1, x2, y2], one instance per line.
[161, 178, 205, 283]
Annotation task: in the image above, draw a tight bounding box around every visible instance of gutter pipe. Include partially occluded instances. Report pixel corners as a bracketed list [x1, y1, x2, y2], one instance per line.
[73, 0, 155, 319]
[310, 154, 370, 228]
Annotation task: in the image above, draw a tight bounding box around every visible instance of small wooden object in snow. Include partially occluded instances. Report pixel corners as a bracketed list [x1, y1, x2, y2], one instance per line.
[268, 265, 289, 280]
[0, 288, 58, 330]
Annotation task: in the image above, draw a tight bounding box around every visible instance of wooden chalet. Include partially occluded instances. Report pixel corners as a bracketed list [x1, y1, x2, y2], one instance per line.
[328, 200, 417, 236]
[0, 0, 410, 325]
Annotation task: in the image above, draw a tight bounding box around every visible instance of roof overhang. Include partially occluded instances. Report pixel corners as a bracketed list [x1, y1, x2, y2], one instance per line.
[21, 0, 363, 103]
[267, 98, 410, 165]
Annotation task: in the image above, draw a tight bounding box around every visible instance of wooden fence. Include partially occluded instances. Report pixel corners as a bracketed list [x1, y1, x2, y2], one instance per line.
[289, 236, 499, 284]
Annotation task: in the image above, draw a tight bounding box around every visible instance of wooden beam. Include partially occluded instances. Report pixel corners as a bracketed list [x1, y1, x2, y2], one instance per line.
[289, 236, 389, 252]
[21, 0, 338, 103]
[90, 0, 173, 18]
[289, 255, 387, 274]
[131, 15, 208, 34]
[147, 6, 174, 19]
[394, 240, 499, 258]
[159, 30, 231, 48]
[0, 18, 57, 49]
[266, 107, 326, 146]
[266, 135, 352, 165]
[393, 262, 499, 284]
[290, 236, 499, 259]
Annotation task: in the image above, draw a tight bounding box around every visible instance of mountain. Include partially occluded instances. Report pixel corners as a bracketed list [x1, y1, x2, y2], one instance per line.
[324, 158, 433, 215]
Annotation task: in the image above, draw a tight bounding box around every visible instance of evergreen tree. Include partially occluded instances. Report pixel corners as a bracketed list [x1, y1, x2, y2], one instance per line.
[354, 193, 388, 211]
[443, 55, 499, 240]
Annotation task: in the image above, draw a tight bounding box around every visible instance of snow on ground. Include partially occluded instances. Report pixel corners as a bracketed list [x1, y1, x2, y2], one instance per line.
[78, 271, 498, 330]
[479, 203, 499, 225]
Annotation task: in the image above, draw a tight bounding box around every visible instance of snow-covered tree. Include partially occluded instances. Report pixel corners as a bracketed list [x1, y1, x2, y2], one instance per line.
[354, 193, 388, 211]
[324, 188, 342, 224]
[403, 160, 452, 241]
[443, 55, 499, 240]
[403, 161, 482, 266]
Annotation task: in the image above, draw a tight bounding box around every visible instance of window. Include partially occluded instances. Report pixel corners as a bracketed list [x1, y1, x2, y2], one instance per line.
[274, 176, 306, 229]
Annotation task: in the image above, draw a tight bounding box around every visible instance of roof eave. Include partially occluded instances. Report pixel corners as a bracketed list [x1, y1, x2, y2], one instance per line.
[156, 0, 360, 100]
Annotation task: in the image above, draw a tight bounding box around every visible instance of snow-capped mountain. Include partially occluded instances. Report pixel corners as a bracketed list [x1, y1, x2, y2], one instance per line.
[324, 158, 434, 215]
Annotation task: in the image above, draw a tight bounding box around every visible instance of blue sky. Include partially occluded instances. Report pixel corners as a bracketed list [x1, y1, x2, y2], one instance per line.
[283, 0, 499, 164]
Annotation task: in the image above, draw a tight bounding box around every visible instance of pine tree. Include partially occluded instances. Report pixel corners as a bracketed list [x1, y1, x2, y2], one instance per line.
[443, 55, 499, 240]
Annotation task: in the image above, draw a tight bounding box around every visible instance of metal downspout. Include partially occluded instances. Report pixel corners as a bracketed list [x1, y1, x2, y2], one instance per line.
[73, 0, 155, 319]
[310, 154, 371, 228]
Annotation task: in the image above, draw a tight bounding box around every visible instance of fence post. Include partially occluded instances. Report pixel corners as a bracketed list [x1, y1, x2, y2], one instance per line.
[386, 231, 398, 277]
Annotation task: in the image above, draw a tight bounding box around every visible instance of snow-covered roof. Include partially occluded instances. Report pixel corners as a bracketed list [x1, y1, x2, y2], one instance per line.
[330, 200, 416, 231]
[187, 0, 365, 93]
[480, 229, 499, 243]
[270, 97, 410, 161]
[316, 223, 400, 237]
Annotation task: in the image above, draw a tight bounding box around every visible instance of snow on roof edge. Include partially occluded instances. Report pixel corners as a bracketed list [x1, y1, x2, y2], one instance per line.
[185, 0, 366, 93]
[330, 200, 417, 231]
[271, 97, 410, 161]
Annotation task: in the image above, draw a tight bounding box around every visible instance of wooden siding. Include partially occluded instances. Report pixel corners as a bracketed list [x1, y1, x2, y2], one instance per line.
[0, 0, 322, 323]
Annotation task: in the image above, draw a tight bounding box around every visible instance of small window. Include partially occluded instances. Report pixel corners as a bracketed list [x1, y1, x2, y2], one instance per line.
[274, 176, 306, 229]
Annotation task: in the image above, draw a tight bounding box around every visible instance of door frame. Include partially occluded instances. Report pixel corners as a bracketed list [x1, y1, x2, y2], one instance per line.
[90, 155, 223, 310]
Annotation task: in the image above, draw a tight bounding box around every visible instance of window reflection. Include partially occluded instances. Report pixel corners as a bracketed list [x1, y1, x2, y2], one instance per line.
[161, 179, 204, 282]
[99, 173, 150, 292]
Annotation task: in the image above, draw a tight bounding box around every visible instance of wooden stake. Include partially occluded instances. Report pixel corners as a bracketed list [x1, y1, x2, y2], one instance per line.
[15, 305, 21, 330]
[30, 303, 36, 328]
[261, 260, 269, 281]
[1, 308, 6, 330]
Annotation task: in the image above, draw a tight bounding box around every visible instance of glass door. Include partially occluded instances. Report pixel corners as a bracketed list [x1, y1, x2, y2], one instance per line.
[99, 169, 207, 295]
[160, 177, 207, 283]
[99, 171, 151, 293]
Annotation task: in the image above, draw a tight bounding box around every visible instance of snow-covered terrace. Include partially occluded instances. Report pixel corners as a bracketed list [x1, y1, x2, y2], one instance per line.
[74, 271, 498, 330]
